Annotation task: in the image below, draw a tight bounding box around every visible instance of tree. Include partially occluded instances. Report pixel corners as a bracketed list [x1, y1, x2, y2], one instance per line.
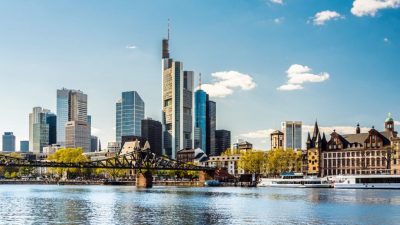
[238, 150, 268, 174]
[47, 148, 89, 179]
[265, 148, 303, 176]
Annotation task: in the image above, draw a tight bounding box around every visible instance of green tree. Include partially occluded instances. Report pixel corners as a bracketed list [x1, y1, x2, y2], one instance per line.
[238, 150, 268, 174]
[47, 148, 89, 179]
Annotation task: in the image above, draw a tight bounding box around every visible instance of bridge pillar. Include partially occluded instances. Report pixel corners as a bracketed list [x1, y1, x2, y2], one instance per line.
[199, 170, 214, 186]
[136, 171, 153, 188]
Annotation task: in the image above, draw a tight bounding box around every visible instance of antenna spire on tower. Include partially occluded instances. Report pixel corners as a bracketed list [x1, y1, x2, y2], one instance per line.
[199, 73, 202, 90]
[167, 18, 170, 40]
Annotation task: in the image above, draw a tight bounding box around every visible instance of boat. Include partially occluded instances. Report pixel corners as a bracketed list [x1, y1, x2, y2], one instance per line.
[331, 174, 400, 189]
[204, 180, 221, 187]
[258, 172, 332, 188]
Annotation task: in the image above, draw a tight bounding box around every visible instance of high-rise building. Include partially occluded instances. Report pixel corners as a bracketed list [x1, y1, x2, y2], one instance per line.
[29, 107, 56, 153]
[161, 32, 194, 159]
[115, 91, 145, 143]
[90, 135, 98, 152]
[20, 140, 29, 152]
[57, 88, 89, 151]
[141, 118, 162, 156]
[65, 121, 90, 152]
[281, 121, 302, 150]
[2, 132, 15, 152]
[194, 89, 207, 151]
[215, 130, 231, 156]
[46, 113, 57, 145]
[206, 100, 216, 156]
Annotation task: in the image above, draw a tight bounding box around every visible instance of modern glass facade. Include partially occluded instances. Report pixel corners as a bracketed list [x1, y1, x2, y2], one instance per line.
[33, 112, 49, 153]
[2, 132, 15, 152]
[281, 121, 302, 150]
[206, 100, 216, 156]
[57, 88, 89, 151]
[56, 89, 70, 146]
[20, 140, 29, 152]
[116, 91, 145, 143]
[215, 130, 231, 156]
[141, 119, 162, 156]
[46, 113, 57, 145]
[194, 89, 207, 151]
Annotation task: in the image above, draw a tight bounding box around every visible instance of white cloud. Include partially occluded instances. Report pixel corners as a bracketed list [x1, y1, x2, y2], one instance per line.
[395, 121, 400, 126]
[303, 125, 370, 135]
[92, 127, 101, 136]
[277, 84, 303, 91]
[126, 45, 137, 49]
[270, 0, 283, 4]
[274, 17, 284, 24]
[240, 129, 275, 139]
[351, 0, 400, 17]
[312, 10, 344, 26]
[201, 71, 256, 98]
[384, 37, 390, 43]
[277, 64, 330, 91]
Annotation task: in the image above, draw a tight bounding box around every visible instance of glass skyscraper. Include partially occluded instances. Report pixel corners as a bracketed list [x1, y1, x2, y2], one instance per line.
[116, 91, 145, 143]
[194, 89, 207, 151]
[2, 132, 15, 152]
[206, 100, 216, 156]
[29, 107, 56, 153]
[20, 140, 29, 152]
[57, 88, 90, 152]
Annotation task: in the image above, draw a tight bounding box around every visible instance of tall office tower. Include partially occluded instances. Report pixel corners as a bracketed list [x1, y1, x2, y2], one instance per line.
[87, 115, 92, 135]
[141, 118, 162, 156]
[20, 140, 29, 152]
[206, 99, 216, 156]
[2, 132, 15, 152]
[194, 89, 207, 151]
[29, 107, 49, 151]
[161, 31, 194, 159]
[57, 88, 89, 151]
[46, 113, 57, 145]
[65, 121, 90, 152]
[215, 130, 231, 156]
[115, 91, 145, 143]
[29, 107, 56, 153]
[281, 121, 302, 150]
[90, 135, 98, 152]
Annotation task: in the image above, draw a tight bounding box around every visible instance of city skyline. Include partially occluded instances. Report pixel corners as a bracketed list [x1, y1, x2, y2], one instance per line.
[0, 1, 399, 150]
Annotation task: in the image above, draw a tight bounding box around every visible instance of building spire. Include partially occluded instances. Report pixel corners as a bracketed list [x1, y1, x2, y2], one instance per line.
[168, 18, 170, 40]
[199, 73, 202, 90]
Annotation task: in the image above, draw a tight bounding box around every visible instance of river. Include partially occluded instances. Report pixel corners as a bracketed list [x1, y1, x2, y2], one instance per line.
[0, 185, 399, 225]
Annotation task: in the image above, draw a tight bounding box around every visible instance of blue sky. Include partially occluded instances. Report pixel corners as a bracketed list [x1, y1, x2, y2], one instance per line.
[0, 0, 399, 150]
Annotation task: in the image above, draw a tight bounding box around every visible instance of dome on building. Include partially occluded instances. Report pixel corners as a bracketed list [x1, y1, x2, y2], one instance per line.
[385, 112, 394, 123]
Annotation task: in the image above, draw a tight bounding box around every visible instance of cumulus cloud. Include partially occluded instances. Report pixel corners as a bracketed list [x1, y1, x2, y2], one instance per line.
[274, 17, 284, 24]
[270, 0, 283, 4]
[303, 124, 370, 135]
[201, 71, 256, 98]
[312, 10, 344, 25]
[126, 45, 137, 49]
[395, 121, 400, 126]
[277, 64, 330, 91]
[240, 129, 275, 139]
[351, 0, 400, 17]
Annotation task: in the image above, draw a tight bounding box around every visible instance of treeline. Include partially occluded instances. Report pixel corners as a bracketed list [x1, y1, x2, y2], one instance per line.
[230, 148, 303, 176]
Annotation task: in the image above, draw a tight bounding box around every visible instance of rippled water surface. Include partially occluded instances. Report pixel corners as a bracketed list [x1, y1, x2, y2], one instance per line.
[0, 185, 400, 225]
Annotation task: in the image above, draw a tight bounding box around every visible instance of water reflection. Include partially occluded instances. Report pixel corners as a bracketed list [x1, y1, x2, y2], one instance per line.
[0, 186, 400, 225]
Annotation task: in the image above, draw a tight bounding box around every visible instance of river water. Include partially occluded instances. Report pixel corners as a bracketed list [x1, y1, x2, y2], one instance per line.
[0, 185, 399, 225]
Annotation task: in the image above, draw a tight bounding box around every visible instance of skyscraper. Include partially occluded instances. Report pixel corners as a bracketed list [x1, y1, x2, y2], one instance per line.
[206, 99, 216, 156]
[194, 89, 207, 151]
[20, 140, 29, 152]
[56, 88, 90, 151]
[141, 118, 162, 156]
[90, 135, 98, 152]
[161, 30, 194, 159]
[2, 132, 15, 152]
[29, 107, 56, 153]
[215, 130, 231, 156]
[281, 121, 302, 150]
[115, 91, 145, 143]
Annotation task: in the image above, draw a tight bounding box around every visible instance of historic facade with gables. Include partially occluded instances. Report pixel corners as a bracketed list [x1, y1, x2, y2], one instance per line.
[304, 114, 398, 176]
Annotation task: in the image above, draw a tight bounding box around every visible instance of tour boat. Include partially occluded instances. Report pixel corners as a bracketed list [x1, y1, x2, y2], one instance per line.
[258, 173, 332, 188]
[331, 174, 400, 189]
